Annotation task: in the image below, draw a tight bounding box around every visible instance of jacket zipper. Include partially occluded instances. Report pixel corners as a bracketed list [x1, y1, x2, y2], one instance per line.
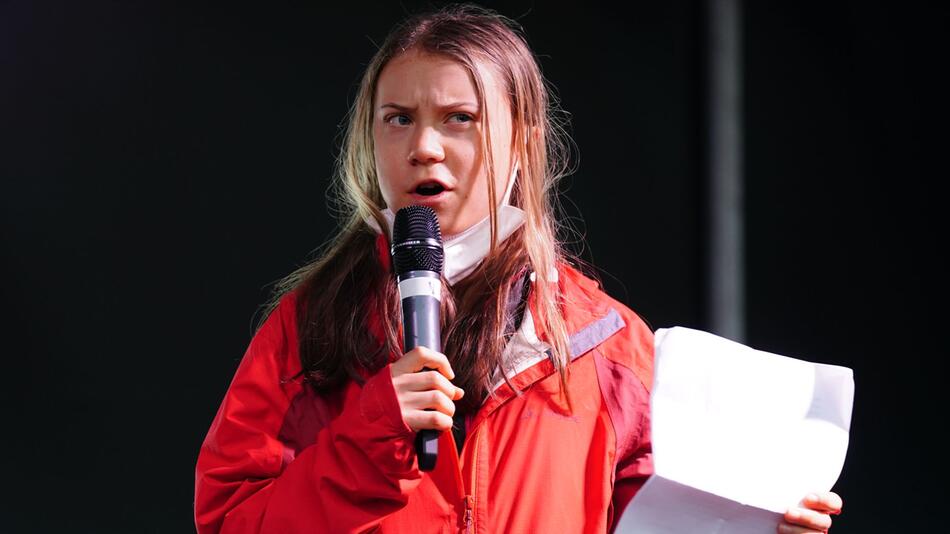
[459, 422, 480, 534]
[468, 429, 480, 533]
[463, 495, 474, 534]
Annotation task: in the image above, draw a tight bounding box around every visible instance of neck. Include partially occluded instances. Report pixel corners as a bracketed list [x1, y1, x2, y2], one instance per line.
[365, 204, 526, 285]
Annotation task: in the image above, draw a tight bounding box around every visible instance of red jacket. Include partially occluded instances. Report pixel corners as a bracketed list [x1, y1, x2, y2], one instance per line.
[195, 259, 654, 533]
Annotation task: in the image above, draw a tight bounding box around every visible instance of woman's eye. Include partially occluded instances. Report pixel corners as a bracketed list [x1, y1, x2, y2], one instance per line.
[450, 113, 474, 124]
[385, 114, 411, 126]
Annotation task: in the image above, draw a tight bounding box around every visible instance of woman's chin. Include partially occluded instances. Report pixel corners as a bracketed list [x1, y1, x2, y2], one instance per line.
[391, 197, 488, 238]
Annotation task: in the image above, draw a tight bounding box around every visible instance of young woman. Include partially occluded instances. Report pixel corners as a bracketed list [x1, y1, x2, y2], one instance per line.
[194, 5, 843, 533]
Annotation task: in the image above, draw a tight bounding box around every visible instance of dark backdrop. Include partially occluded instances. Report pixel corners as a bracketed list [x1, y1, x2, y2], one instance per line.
[1, 1, 943, 532]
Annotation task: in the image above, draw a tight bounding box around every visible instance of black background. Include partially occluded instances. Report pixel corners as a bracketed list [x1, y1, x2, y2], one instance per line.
[1, 1, 944, 532]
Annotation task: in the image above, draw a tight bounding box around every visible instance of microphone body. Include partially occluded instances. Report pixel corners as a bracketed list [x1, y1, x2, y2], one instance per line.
[398, 271, 442, 354]
[391, 206, 444, 472]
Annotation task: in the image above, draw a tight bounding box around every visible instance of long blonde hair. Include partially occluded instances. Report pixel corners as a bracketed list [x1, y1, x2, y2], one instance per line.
[267, 3, 579, 410]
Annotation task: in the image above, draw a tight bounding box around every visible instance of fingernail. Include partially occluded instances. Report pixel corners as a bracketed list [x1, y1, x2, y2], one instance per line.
[457, 387, 464, 397]
[786, 509, 800, 521]
[806, 493, 819, 502]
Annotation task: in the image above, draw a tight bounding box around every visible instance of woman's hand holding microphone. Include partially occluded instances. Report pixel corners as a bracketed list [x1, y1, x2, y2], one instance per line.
[391, 346, 464, 432]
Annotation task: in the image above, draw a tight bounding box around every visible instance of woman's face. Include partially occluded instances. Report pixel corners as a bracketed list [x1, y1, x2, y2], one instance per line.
[373, 50, 515, 237]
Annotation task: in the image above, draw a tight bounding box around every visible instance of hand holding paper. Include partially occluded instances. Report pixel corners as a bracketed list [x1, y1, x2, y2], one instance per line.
[616, 327, 854, 533]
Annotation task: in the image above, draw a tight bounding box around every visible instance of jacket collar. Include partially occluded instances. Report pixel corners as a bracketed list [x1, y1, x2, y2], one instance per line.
[473, 264, 626, 426]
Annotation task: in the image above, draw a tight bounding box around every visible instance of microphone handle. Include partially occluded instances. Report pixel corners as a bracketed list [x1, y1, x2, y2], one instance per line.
[401, 282, 442, 472]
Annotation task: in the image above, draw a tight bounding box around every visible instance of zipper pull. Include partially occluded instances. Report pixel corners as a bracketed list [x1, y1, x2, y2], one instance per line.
[463, 495, 474, 533]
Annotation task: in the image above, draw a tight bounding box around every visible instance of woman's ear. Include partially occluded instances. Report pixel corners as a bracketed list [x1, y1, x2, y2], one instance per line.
[515, 126, 539, 156]
[528, 125, 541, 145]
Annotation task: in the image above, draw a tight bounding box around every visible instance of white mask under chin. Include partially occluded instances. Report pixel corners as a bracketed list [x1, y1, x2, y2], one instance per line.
[366, 166, 526, 285]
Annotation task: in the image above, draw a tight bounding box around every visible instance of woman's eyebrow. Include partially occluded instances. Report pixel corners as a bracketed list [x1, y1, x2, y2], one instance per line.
[379, 101, 478, 111]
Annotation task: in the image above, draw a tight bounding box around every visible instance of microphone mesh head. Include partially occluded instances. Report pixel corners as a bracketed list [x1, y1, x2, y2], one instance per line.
[391, 205, 444, 276]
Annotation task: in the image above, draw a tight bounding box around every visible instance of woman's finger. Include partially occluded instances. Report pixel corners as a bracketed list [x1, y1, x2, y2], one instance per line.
[395, 369, 464, 400]
[402, 389, 457, 417]
[391, 345, 455, 380]
[403, 409, 454, 432]
[782, 506, 832, 532]
[801, 492, 843, 515]
[777, 523, 827, 534]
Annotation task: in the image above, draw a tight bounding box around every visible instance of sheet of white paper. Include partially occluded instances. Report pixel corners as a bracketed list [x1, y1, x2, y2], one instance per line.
[616, 327, 854, 534]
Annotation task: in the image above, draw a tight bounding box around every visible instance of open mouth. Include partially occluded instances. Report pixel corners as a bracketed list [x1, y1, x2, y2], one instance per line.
[415, 182, 446, 196]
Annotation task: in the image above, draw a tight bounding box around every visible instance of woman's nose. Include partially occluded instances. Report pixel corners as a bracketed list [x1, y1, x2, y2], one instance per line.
[408, 127, 444, 165]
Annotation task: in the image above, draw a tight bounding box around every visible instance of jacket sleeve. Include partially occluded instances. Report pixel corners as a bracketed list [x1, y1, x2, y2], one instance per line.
[194, 293, 422, 533]
[608, 403, 653, 533]
[605, 309, 655, 534]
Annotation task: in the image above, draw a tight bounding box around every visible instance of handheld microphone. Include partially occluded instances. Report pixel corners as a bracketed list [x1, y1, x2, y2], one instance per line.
[391, 205, 444, 472]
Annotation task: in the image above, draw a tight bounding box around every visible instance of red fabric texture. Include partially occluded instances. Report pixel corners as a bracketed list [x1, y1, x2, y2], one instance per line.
[195, 257, 654, 533]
